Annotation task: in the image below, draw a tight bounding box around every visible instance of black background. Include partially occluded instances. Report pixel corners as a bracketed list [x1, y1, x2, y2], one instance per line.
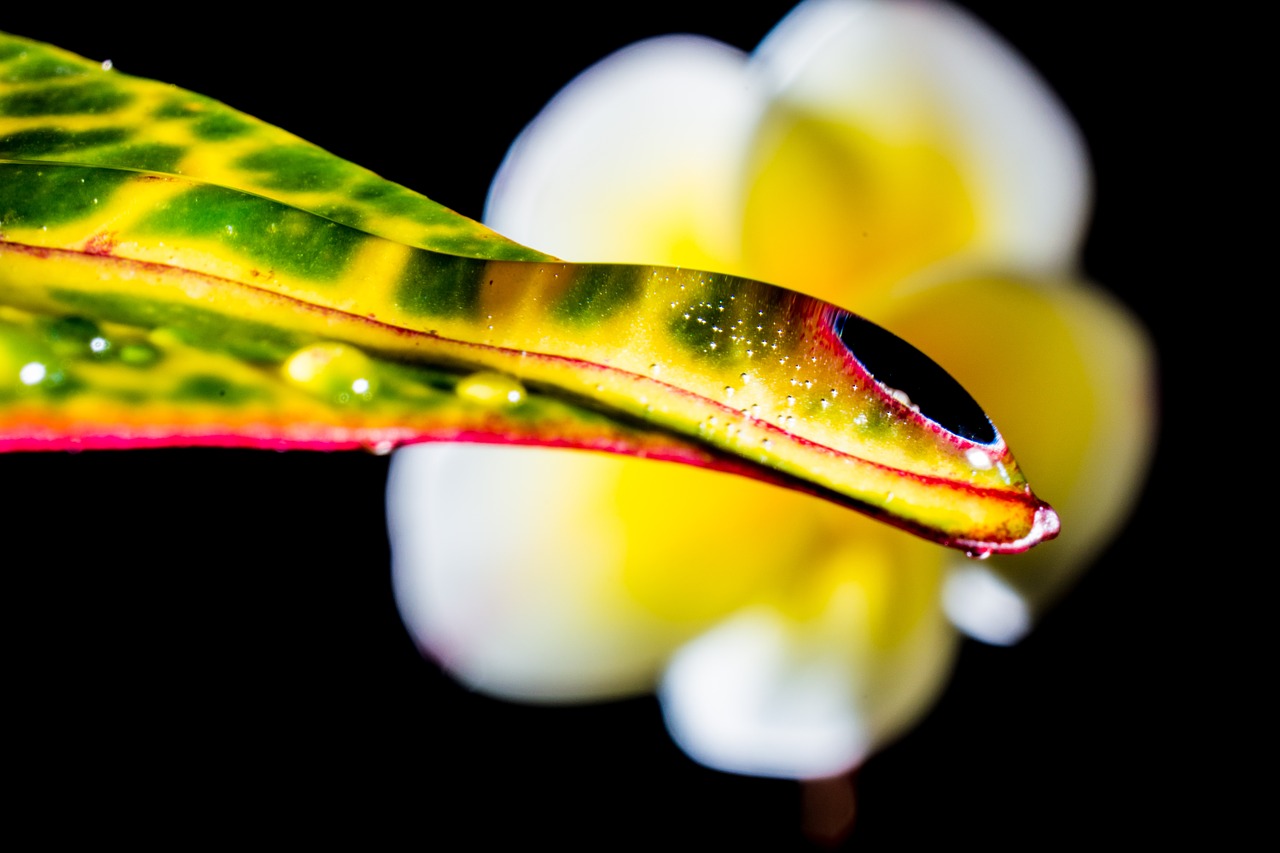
[4, 4, 1202, 847]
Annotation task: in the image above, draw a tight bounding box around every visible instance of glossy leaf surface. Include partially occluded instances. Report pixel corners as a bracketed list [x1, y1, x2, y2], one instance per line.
[0, 31, 1057, 554]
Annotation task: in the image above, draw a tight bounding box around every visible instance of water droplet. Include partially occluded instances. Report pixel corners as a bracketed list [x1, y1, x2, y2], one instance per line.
[761, 438, 773, 450]
[965, 448, 994, 471]
[889, 387, 919, 412]
[456, 371, 526, 408]
[89, 336, 109, 354]
[282, 342, 378, 404]
[650, 363, 661, 376]
[371, 440, 395, 456]
[786, 395, 795, 406]
[101, 59, 113, 70]
[119, 342, 160, 366]
[820, 398, 830, 410]
[724, 386, 735, 398]
[740, 372, 751, 384]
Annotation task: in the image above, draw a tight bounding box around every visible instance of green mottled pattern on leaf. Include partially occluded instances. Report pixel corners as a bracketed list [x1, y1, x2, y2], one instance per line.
[0, 29, 1060, 555]
[0, 31, 552, 262]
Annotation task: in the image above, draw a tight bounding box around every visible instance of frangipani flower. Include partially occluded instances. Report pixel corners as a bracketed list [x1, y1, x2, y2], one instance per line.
[387, 0, 1155, 780]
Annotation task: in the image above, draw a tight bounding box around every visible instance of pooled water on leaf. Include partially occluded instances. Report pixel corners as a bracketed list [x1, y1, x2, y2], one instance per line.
[455, 371, 526, 408]
[282, 342, 378, 404]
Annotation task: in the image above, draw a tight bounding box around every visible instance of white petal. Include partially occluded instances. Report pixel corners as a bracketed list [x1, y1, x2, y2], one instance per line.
[485, 35, 765, 268]
[661, 612, 867, 779]
[753, 0, 1090, 273]
[660, 597, 956, 779]
[388, 443, 682, 701]
[942, 565, 1032, 645]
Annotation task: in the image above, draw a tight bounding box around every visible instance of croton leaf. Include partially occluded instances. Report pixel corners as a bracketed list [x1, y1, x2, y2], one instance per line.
[0, 31, 1057, 556]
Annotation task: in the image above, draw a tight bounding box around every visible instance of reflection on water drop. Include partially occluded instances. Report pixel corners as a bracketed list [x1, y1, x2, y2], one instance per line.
[965, 448, 994, 470]
[456, 371, 526, 408]
[18, 362, 46, 386]
[282, 342, 379, 404]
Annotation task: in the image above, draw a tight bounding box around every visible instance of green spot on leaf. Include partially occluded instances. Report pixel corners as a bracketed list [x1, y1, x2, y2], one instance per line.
[172, 374, 262, 404]
[0, 40, 27, 62]
[153, 95, 209, 119]
[0, 79, 132, 116]
[0, 163, 132, 227]
[118, 342, 161, 366]
[191, 112, 252, 140]
[2, 55, 89, 83]
[395, 251, 484, 319]
[553, 265, 642, 326]
[135, 185, 366, 281]
[90, 142, 186, 173]
[235, 144, 355, 192]
[48, 289, 305, 363]
[0, 126, 131, 158]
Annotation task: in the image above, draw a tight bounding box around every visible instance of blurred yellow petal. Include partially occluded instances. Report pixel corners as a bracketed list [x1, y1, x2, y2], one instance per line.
[747, 0, 1090, 295]
[876, 274, 1157, 640]
[390, 444, 685, 700]
[486, 35, 763, 272]
[661, 519, 955, 778]
[387, 0, 1154, 780]
[741, 102, 977, 307]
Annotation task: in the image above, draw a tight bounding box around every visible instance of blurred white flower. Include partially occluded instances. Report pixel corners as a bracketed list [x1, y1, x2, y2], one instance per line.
[387, 0, 1155, 779]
